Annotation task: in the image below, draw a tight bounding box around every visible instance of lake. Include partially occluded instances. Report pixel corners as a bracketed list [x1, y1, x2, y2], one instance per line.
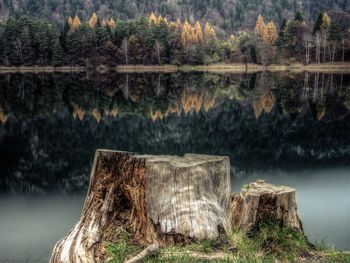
[0, 71, 349, 261]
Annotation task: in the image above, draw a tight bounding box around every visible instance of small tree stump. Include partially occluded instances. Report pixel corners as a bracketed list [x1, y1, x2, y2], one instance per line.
[50, 150, 231, 263]
[230, 179, 303, 233]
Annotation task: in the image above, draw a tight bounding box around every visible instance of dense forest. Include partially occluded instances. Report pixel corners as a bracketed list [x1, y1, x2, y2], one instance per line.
[0, 0, 349, 32]
[0, 10, 349, 66]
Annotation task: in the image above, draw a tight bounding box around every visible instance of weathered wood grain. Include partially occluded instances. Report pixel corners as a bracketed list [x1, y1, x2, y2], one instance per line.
[50, 150, 231, 263]
[230, 179, 303, 233]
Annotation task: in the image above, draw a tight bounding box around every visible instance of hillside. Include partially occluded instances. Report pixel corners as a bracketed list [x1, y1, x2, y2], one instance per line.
[0, 0, 349, 33]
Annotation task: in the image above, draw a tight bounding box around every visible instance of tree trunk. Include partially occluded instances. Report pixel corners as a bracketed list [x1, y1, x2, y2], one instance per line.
[230, 179, 303, 233]
[50, 150, 231, 263]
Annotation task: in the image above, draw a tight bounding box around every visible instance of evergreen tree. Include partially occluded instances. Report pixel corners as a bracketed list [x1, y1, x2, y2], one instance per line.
[66, 29, 82, 65]
[96, 24, 110, 46]
[20, 27, 34, 65]
[0, 26, 4, 65]
[82, 28, 97, 66]
[277, 18, 287, 48]
[294, 11, 303, 22]
[313, 12, 323, 34]
[3, 18, 20, 65]
[329, 22, 342, 42]
[60, 20, 71, 51]
[52, 38, 64, 66]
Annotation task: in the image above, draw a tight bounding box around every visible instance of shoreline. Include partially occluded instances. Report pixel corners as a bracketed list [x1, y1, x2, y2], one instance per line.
[0, 62, 349, 73]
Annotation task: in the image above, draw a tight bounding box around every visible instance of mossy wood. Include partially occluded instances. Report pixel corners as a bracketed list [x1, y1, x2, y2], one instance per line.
[50, 150, 303, 263]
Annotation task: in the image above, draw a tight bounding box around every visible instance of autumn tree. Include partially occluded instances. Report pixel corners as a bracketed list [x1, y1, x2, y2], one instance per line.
[68, 16, 73, 31]
[108, 18, 116, 31]
[255, 15, 266, 38]
[204, 22, 216, 43]
[149, 12, 158, 24]
[89, 13, 98, 29]
[73, 15, 81, 30]
[255, 15, 277, 65]
[181, 20, 191, 46]
[263, 21, 277, 45]
[102, 19, 108, 27]
[194, 21, 203, 43]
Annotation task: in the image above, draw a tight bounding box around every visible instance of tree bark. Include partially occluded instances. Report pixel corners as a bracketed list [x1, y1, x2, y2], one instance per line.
[230, 179, 303, 233]
[50, 150, 231, 263]
[51, 151, 304, 263]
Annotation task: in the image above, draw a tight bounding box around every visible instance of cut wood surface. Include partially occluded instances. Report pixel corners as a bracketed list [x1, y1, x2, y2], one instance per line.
[230, 179, 303, 233]
[145, 154, 231, 241]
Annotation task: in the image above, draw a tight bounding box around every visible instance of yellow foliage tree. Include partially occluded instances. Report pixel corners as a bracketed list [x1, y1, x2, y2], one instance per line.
[169, 21, 177, 28]
[181, 20, 191, 46]
[108, 18, 116, 30]
[158, 15, 168, 25]
[194, 21, 203, 43]
[149, 12, 158, 24]
[175, 18, 181, 28]
[68, 16, 73, 30]
[263, 21, 277, 44]
[255, 14, 266, 37]
[204, 22, 216, 42]
[88, 12, 98, 28]
[181, 20, 208, 46]
[169, 18, 179, 31]
[73, 15, 81, 30]
[321, 12, 331, 30]
[102, 18, 108, 27]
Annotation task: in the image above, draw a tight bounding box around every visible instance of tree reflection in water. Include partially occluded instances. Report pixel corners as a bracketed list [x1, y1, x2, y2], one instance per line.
[0, 72, 349, 193]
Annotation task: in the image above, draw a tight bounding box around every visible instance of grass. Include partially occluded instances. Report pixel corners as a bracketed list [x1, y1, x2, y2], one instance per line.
[106, 222, 349, 263]
[250, 222, 310, 261]
[314, 239, 350, 263]
[105, 228, 142, 263]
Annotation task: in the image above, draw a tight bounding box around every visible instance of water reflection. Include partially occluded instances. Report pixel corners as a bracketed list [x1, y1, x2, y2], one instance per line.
[0, 72, 349, 193]
[0, 71, 349, 257]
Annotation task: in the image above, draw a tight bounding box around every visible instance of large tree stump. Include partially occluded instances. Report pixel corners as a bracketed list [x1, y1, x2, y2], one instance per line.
[230, 179, 303, 233]
[50, 150, 231, 263]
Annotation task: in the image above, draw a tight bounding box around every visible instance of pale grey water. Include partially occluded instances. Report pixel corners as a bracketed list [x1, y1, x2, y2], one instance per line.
[0, 195, 84, 262]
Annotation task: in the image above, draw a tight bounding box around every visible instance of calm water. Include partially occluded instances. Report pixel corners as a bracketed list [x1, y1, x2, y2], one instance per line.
[0, 72, 349, 261]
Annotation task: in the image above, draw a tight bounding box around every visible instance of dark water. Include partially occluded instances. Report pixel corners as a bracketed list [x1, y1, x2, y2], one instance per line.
[0, 71, 349, 261]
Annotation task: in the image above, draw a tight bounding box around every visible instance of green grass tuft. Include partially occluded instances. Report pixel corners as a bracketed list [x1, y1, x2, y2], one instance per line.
[251, 221, 310, 261]
[106, 222, 349, 263]
[105, 228, 142, 263]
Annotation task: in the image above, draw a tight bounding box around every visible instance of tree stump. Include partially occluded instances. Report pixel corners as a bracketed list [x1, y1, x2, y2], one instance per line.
[50, 150, 231, 263]
[230, 179, 303, 233]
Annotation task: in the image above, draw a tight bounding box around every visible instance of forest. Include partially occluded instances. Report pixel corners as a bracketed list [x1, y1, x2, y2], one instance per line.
[0, 10, 349, 66]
